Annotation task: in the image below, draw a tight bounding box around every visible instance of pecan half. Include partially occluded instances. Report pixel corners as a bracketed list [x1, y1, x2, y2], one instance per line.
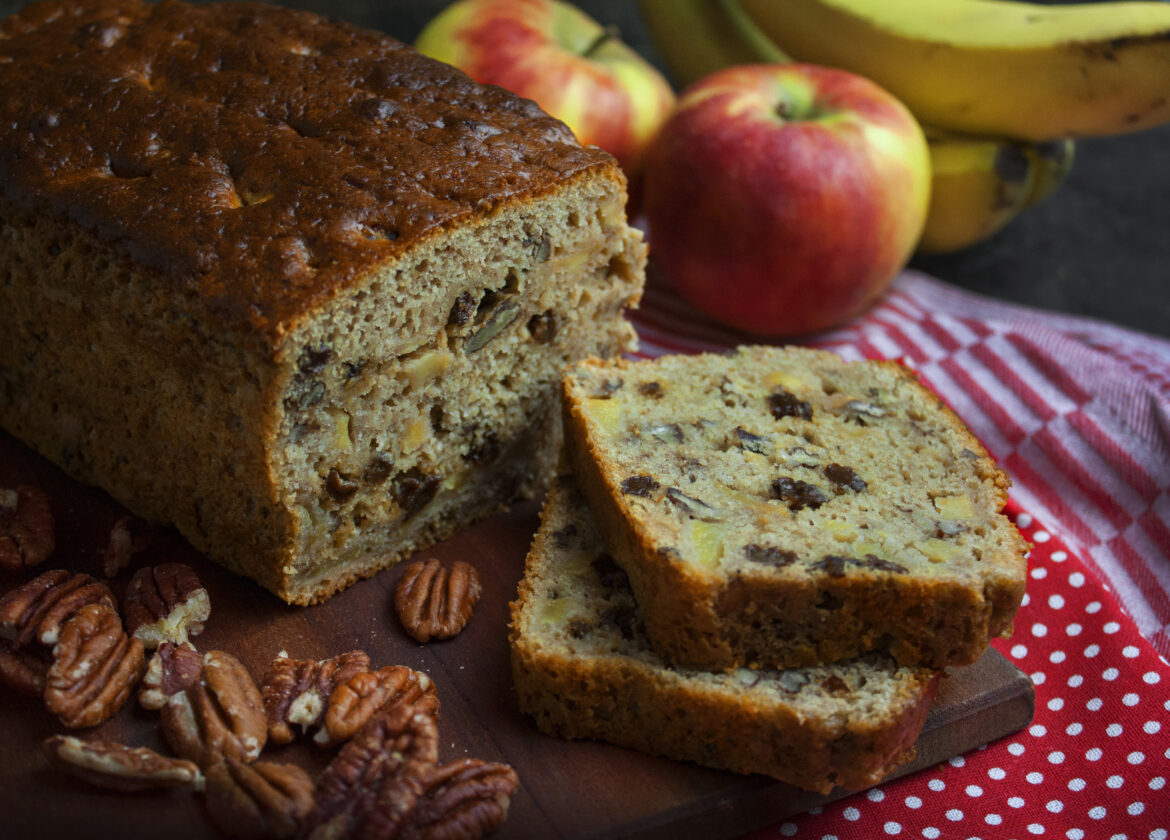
[43, 735, 203, 792]
[305, 704, 440, 839]
[261, 649, 371, 745]
[0, 569, 116, 651]
[394, 559, 481, 644]
[123, 563, 211, 649]
[204, 756, 314, 840]
[45, 603, 146, 728]
[161, 650, 267, 767]
[319, 665, 438, 747]
[399, 758, 519, 840]
[0, 485, 54, 573]
[139, 641, 204, 711]
[0, 639, 49, 696]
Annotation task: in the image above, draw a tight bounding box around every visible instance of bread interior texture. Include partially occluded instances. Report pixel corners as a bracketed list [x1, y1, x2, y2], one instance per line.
[0, 172, 643, 603]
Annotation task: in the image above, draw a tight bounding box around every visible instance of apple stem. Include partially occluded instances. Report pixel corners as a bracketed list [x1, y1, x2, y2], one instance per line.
[775, 99, 826, 122]
[583, 25, 620, 58]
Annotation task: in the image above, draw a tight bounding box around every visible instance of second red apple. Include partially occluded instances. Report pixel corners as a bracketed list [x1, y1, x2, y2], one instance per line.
[415, 0, 675, 183]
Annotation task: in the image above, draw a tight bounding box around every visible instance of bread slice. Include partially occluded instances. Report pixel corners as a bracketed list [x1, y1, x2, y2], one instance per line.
[0, 0, 644, 604]
[509, 474, 940, 793]
[562, 346, 1028, 670]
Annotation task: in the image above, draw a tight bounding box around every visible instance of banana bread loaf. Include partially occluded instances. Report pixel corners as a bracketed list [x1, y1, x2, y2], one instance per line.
[0, 0, 645, 603]
[509, 473, 941, 793]
[562, 346, 1028, 670]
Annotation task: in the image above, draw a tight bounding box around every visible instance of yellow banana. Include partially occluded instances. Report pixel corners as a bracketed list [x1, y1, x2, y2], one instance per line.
[919, 133, 1079, 253]
[918, 133, 1035, 254]
[636, 0, 786, 89]
[734, 0, 1170, 141]
[1022, 138, 1076, 208]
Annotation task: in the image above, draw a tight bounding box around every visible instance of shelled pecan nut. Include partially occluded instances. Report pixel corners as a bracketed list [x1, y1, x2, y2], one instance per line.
[261, 649, 370, 745]
[399, 758, 520, 840]
[44, 603, 146, 729]
[43, 734, 203, 792]
[393, 559, 482, 643]
[139, 641, 204, 711]
[161, 649, 266, 767]
[0, 569, 116, 651]
[0, 485, 55, 573]
[204, 755, 315, 840]
[305, 703, 440, 839]
[0, 639, 49, 696]
[123, 563, 211, 648]
[318, 665, 439, 747]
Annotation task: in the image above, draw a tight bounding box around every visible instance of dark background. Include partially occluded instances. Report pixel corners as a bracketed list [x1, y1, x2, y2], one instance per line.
[4, 0, 1167, 338]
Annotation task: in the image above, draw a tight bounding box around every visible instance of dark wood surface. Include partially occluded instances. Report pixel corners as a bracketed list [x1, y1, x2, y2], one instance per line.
[0, 431, 1034, 840]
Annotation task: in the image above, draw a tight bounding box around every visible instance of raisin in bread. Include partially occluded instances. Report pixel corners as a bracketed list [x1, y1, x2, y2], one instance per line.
[562, 346, 1028, 670]
[0, 0, 645, 604]
[508, 474, 941, 794]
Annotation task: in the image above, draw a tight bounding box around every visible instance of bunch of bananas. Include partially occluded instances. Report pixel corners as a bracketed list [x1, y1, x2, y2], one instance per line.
[639, 0, 1170, 253]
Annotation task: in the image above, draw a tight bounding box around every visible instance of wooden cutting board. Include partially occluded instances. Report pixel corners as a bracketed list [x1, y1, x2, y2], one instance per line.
[0, 431, 1035, 839]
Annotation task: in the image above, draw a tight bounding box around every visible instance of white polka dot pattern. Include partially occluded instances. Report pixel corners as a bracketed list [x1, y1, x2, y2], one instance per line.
[740, 510, 1170, 840]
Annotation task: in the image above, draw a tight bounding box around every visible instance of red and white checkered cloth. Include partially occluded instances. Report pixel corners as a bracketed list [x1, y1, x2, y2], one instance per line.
[629, 270, 1170, 839]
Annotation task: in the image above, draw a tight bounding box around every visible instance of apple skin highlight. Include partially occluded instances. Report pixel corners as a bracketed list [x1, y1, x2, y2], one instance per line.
[644, 64, 930, 338]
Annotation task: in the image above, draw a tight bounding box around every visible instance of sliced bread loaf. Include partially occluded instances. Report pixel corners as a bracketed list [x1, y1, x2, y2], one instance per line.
[509, 474, 940, 793]
[562, 346, 1028, 670]
[0, 0, 645, 604]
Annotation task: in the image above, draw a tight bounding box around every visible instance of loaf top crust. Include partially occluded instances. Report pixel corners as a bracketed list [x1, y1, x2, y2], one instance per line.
[0, 0, 615, 344]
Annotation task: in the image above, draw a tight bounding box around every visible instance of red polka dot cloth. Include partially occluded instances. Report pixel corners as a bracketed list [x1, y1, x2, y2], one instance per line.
[629, 271, 1170, 840]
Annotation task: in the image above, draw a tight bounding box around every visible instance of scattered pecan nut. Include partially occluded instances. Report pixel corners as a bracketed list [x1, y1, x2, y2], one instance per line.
[0, 568, 116, 651]
[393, 559, 482, 643]
[305, 703, 440, 839]
[399, 758, 520, 840]
[123, 563, 211, 649]
[161, 649, 267, 767]
[139, 641, 204, 711]
[43, 734, 203, 792]
[44, 602, 146, 729]
[102, 515, 149, 578]
[0, 485, 55, 573]
[319, 665, 439, 747]
[261, 649, 371, 746]
[204, 755, 314, 840]
[0, 639, 49, 696]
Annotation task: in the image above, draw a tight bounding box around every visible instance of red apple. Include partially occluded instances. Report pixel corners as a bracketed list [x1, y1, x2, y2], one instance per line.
[643, 63, 930, 337]
[415, 0, 675, 183]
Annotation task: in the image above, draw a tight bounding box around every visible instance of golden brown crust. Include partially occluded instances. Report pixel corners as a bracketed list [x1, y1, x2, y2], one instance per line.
[0, 0, 613, 346]
[510, 644, 939, 793]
